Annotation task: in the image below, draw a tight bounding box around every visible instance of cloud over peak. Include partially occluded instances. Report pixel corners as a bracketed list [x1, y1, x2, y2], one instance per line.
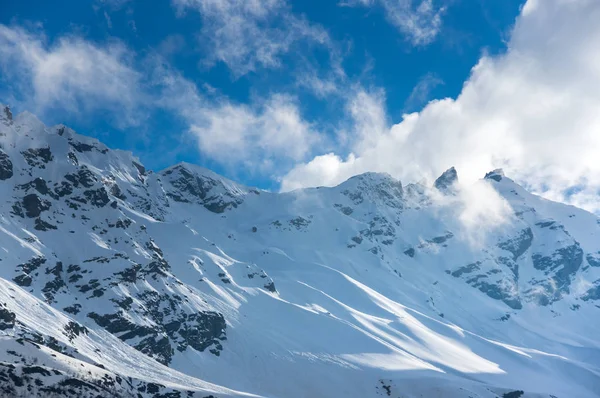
[282, 0, 600, 213]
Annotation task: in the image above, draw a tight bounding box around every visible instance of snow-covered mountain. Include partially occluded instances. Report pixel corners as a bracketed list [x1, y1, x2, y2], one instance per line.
[0, 104, 599, 398]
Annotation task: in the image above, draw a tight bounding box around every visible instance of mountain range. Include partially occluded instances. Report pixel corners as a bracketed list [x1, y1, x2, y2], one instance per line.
[0, 104, 599, 397]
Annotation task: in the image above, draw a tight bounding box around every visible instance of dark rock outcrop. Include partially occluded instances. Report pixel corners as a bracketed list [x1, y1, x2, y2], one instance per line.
[434, 167, 458, 192]
[0, 150, 13, 180]
[22, 194, 51, 218]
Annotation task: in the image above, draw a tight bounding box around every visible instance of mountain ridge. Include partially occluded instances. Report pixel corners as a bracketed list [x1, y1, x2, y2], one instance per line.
[0, 105, 599, 398]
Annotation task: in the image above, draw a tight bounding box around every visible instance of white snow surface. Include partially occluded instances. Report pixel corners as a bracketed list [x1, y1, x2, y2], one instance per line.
[0, 105, 598, 397]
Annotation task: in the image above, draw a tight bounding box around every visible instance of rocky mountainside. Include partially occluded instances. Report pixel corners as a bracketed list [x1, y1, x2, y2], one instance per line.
[0, 104, 599, 398]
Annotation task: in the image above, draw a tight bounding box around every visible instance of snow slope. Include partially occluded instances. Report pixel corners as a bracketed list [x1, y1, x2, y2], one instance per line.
[0, 104, 599, 397]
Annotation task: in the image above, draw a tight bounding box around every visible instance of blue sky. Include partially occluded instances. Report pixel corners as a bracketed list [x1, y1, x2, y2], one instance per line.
[0, 0, 523, 188]
[2, 0, 600, 214]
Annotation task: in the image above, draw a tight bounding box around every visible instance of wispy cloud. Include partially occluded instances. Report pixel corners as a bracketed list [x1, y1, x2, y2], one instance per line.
[94, 0, 132, 11]
[151, 60, 322, 173]
[403, 72, 444, 112]
[157, 34, 186, 58]
[437, 180, 515, 248]
[172, 0, 334, 78]
[0, 24, 145, 127]
[103, 11, 113, 29]
[191, 95, 319, 168]
[340, 0, 446, 46]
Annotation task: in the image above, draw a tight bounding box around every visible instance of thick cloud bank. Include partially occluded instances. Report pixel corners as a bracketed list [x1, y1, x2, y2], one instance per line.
[282, 0, 600, 213]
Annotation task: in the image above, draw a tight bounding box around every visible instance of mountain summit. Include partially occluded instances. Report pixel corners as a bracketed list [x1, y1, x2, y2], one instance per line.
[0, 107, 599, 398]
[434, 166, 458, 193]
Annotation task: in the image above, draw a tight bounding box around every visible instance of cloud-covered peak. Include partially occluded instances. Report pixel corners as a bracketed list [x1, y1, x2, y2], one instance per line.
[484, 169, 505, 182]
[434, 166, 458, 192]
[1, 104, 11, 123]
[338, 171, 399, 191]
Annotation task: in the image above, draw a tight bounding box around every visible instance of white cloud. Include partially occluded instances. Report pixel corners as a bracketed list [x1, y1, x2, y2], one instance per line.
[341, 0, 446, 46]
[94, 0, 132, 11]
[346, 88, 388, 151]
[296, 68, 341, 99]
[280, 153, 357, 192]
[153, 63, 320, 172]
[0, 25, 144, 127]
[172, 0, 333, 77]
[128, 20, 137, 34]
[282, 0, 600, 213]
[103, 11, 113, 29]
[189, 94, 319, 165]
[403, 72, 444, 112]
[157, 34, 186, 57]
[441, 181, 514, 247]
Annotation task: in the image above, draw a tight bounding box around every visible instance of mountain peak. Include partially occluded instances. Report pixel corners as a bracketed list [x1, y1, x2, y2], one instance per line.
[161, 162, 238, 184]
[160, 162, 252, 213]
[12, 110, 47, 136]
[344, 171, 395, 185]
[336, 171, 404, 208]
[434, 166, 458, 192]
[1, 104, 12, 123]
[484, 168, 505, 182]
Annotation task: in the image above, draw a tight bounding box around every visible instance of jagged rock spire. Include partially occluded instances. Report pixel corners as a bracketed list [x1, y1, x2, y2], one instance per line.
[434, 167, 458, 192]
[1, 105, 12, 123]
[484, 168, 505, 182]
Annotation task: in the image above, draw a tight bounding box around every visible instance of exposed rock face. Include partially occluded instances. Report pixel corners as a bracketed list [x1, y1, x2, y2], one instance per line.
[485, 168, 505, 182]
[0, 150, 12, 180]
[434, 167, 458, 192]
[21, 147, 53, 168]
[448, 261, 522, 309]
[529, 243, 584, 305]
[2, 106, 12, 122]
[498, 228, 533, 262]
[161, 164, 250, 213]
[65, 166, 97, 188]
[339, 172, 404, 209]
[21, 194, 51, 218]
[497, 227, 534, 278]
[0, 305, 15, 330]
